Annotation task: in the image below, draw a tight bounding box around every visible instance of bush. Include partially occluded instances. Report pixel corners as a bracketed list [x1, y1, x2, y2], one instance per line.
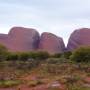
[70, 46, 90, 63]
[0, 80, 21, 88]
[0, 44, 8, 60]
[51, 53, 62, 58]
[6, 52, 18, 61]
[63, 51, 72, 59]
[18, 52, 29, 61]
[46, 58, 62, 64]
[28, 51, 49, 60]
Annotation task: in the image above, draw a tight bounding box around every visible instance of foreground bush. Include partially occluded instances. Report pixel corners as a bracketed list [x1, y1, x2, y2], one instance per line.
[70, 46, 90, 63]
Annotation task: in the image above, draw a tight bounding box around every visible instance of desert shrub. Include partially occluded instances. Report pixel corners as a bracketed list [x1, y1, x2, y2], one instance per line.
[15, 60, 37, 70]
[6, 52, 18, 61]
[70, 46, 90, 63]
[46, 57, 67, 64]
[4, 51, 49, 61]
[51, 53, 62, 58]
[63, 51, 72, 59]
[46, 58, 61, 64]
[18, 52, 29, 61]
[0, 44, 8, 53]
[44, 58, 68, 74]
[0, 80, 21, 88]
[0, 44, 8, 60]
[28, 51, 49, 60]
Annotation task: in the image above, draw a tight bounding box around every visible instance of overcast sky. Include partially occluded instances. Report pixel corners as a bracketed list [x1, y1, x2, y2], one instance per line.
[0, 0, 90, 45]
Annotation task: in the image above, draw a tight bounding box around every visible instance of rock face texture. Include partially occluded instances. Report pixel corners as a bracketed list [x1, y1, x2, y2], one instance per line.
[0, 27, 40, 52]
[67, 28, 90, 51]
[39, 32, 65, 54]
[0, 26, 65, 53]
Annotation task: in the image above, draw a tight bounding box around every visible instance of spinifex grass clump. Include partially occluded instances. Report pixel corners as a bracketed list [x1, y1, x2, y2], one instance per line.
[0, 80, 21, 88]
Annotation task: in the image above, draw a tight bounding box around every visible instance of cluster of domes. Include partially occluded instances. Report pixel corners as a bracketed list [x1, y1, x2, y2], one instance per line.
[0, 26, 90, 54]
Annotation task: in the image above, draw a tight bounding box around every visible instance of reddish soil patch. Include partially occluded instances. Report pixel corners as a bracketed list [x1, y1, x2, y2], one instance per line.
[84, 77, 90, 83]
[0, 74, 66, 90]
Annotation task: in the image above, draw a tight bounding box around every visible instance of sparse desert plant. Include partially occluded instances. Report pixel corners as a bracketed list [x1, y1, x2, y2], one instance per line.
[18, 52, 29, 61]
[0, 80, 21, 88]
[46, 58, 66, 64]
[28, 51, 49, 60]
[64, 75, 82, 90]
[51, 53, 62, 58]
[87, 73, 90, 77]
[6, 52, 18, 61]
[28, 80, 44, 87]
[63, 51, 72, 59]
[0, 44, 8, 60]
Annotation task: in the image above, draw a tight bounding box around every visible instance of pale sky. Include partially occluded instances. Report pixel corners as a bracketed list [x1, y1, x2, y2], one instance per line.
[0, 0, 90, 45]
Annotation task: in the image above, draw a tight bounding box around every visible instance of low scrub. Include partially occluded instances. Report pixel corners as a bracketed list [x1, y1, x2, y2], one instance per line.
[28, 80, 44, 87]
[70, 46, 90, 63]
[0, 80, 21, 88]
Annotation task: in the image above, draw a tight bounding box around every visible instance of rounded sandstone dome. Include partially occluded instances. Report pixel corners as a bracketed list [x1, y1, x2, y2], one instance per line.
[7, 26, 40, 51]
[39, 32, 65, 54]
[67, 28, 90, 51]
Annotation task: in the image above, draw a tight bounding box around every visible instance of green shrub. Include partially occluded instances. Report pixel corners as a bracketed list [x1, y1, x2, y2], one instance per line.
[46, 58, 67, 64]
[28, 51, 49, 60]
[18, 52, 29, 61]
[0, 44, 8, 53]
[8, 51, 49, 61]
[51, 53, 62, 58]
[44, 58, 67, 74]
[6, 52, 18, 61]
[0, 44, 8, 60]
[63, 51, 72, 59]
[70, 46, 90, 63]
[46, 58, 60, 64]
[0, 80, 21, 88]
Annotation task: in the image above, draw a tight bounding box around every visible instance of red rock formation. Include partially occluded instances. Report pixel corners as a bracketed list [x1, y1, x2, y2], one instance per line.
[0, 27, 65, 53]
[0, 27, 40, 52]
[67, 28, 90, 51]
[39, 32, 65, 54]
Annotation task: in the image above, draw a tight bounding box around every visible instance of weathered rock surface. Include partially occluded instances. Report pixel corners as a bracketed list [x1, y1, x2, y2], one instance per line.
[0, 27, 66, 53]
[39, 32, 65, 54]
[67, 28, 90, 51]
[0, 27, 40, 52]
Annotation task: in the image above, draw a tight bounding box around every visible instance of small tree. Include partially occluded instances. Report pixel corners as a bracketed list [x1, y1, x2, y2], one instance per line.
[70, 46, 90, 63]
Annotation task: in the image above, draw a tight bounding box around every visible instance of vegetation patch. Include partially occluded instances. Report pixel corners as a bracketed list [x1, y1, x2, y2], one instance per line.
[0, 80, 21, 88]
[28, 79, 44, 87]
